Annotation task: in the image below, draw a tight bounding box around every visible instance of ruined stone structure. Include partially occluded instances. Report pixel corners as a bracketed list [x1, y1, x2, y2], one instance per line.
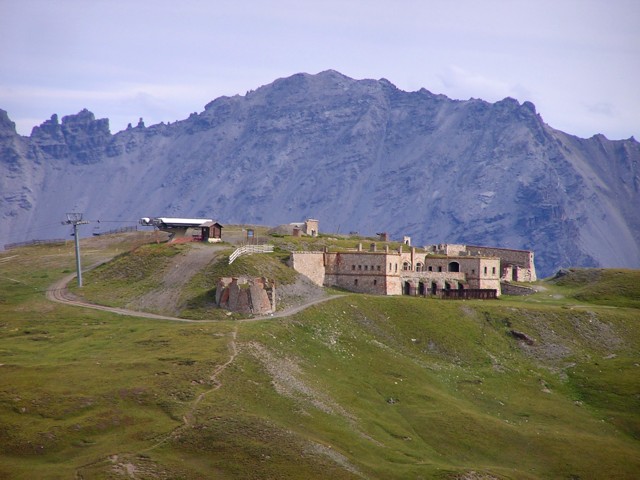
[303, 219, 319, 237]
[289, 242, 514, 297]
[425, 244, 537, 282]
[270, 218, 320, 237]
[215, 277, 276, 314]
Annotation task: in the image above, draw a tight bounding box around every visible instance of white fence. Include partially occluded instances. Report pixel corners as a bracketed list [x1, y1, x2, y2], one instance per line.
[228, 244, 275, 264]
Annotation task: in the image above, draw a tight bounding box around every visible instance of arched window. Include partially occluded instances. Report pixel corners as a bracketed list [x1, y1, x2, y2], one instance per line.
[448, 261, 460, 272]
[415, 262, 424, 272]
[403, 261, 411, 271]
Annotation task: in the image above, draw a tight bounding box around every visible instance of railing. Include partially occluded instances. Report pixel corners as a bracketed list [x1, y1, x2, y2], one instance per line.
[229, 244, 274, 264]
[4, 238, 67, 250]
[93, 225, 138, 236]
[440, 289, 498, 300]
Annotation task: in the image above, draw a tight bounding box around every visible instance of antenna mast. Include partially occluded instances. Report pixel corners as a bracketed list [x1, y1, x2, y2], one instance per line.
[63, 213, 89, 287]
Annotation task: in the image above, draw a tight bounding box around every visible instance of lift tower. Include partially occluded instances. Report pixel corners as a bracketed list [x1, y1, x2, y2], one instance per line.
[63, 213, 89, 287]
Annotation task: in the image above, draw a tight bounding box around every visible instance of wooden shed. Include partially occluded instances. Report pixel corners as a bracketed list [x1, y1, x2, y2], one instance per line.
[200, 221, 223, 242]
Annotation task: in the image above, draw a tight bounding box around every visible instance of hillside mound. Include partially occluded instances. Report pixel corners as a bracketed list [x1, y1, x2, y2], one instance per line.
[74, 242, 326, 319]
[549, 268, 640, 308]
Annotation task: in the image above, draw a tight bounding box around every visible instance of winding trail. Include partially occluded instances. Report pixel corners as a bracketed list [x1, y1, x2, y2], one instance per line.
[47, 269, 209, 323]
[47, 261, 341, 324]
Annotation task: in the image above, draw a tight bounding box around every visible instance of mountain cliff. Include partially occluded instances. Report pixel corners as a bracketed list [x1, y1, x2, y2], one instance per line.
[1, 70, 639, 276]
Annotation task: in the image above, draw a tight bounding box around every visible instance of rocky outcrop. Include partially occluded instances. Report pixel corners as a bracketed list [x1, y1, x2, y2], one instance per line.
[29, 109, 111, 164]
[1, 71, 639, 276]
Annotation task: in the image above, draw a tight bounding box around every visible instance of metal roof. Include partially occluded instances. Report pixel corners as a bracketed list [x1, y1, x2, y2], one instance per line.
[139, 217, 213, 227]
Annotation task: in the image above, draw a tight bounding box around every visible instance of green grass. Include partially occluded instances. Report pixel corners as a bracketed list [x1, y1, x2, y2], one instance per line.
[548, 268, 640, 308]
[1, 236, 639, 479]
[267, 232, 409, 254]
[70, 242, 186, 307]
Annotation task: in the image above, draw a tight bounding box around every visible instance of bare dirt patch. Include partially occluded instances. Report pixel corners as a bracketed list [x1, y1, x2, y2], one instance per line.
[276, 275, 328, 311]
[127, 244, 224, 315]
[245, 341, 382, 448]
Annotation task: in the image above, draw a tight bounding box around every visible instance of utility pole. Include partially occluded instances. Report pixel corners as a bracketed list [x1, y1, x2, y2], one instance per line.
[63, 213, 89, 287]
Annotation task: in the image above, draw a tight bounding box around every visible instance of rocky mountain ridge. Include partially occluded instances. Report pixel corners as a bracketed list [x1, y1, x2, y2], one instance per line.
[1, 70, 639, 276]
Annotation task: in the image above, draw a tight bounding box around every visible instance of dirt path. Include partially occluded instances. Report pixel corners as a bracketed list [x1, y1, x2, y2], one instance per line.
[46, 251, 341, 323]
[129, 244, 223, 315]
[46, 268, 207, 323]
[183, 327, 239, 426]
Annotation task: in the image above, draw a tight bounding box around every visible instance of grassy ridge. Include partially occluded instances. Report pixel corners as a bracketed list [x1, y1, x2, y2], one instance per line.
[1, 237, 639, 478]
[548, 268, 640, 309]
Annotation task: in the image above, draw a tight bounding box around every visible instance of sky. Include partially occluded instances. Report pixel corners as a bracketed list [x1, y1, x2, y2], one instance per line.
[1, 0, 638, 140]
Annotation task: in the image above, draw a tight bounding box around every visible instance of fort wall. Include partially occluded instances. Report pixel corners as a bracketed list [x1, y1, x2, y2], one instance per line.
[466, 245, 537, 282]
[324, 251, 402, 295]
[288, 242, 534, 298]
[399, 254, 501, 295]
[288, 252, 326, 286]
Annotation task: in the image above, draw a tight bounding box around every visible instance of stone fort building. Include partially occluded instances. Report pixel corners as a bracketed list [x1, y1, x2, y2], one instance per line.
[290, 243, 536, 298]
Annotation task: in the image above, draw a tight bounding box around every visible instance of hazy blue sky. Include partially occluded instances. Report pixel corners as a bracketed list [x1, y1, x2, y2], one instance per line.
[1, 0, 638, 139]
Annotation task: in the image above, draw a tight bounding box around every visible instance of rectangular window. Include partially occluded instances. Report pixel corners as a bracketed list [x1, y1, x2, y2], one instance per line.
[377, 265, 381, 271]
[484, 266, 488, 274]
[492, 267, 496, 274]
[358, 265, 362, 270]
[354, 279, 358, 286]
[352, 265, 355, 270]
[428, 266, 433, 272]
[373, 279, 377, 285]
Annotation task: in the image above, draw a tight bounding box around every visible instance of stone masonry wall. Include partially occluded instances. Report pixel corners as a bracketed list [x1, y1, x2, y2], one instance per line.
[288, 252, 325, 286]
[399, 253, 501, 295]
[324, 251, 402, 295]
[466, 245, 537, 282]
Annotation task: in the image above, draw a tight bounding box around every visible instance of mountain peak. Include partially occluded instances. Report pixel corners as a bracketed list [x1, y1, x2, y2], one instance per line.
[0, 109, 17, 138]
[1, 72, 638, 276]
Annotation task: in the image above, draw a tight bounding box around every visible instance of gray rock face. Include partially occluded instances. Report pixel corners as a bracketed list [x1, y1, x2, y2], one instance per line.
[1, 71, 639, 276]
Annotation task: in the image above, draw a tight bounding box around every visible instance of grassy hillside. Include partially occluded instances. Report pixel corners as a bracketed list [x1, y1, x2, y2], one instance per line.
[1, 235, 639, 479]
[548, 268, 640, 309]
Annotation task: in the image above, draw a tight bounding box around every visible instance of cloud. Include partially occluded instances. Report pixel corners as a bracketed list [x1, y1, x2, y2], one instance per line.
[436, 65, 530, 102]
[585, 102, 615, 117]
